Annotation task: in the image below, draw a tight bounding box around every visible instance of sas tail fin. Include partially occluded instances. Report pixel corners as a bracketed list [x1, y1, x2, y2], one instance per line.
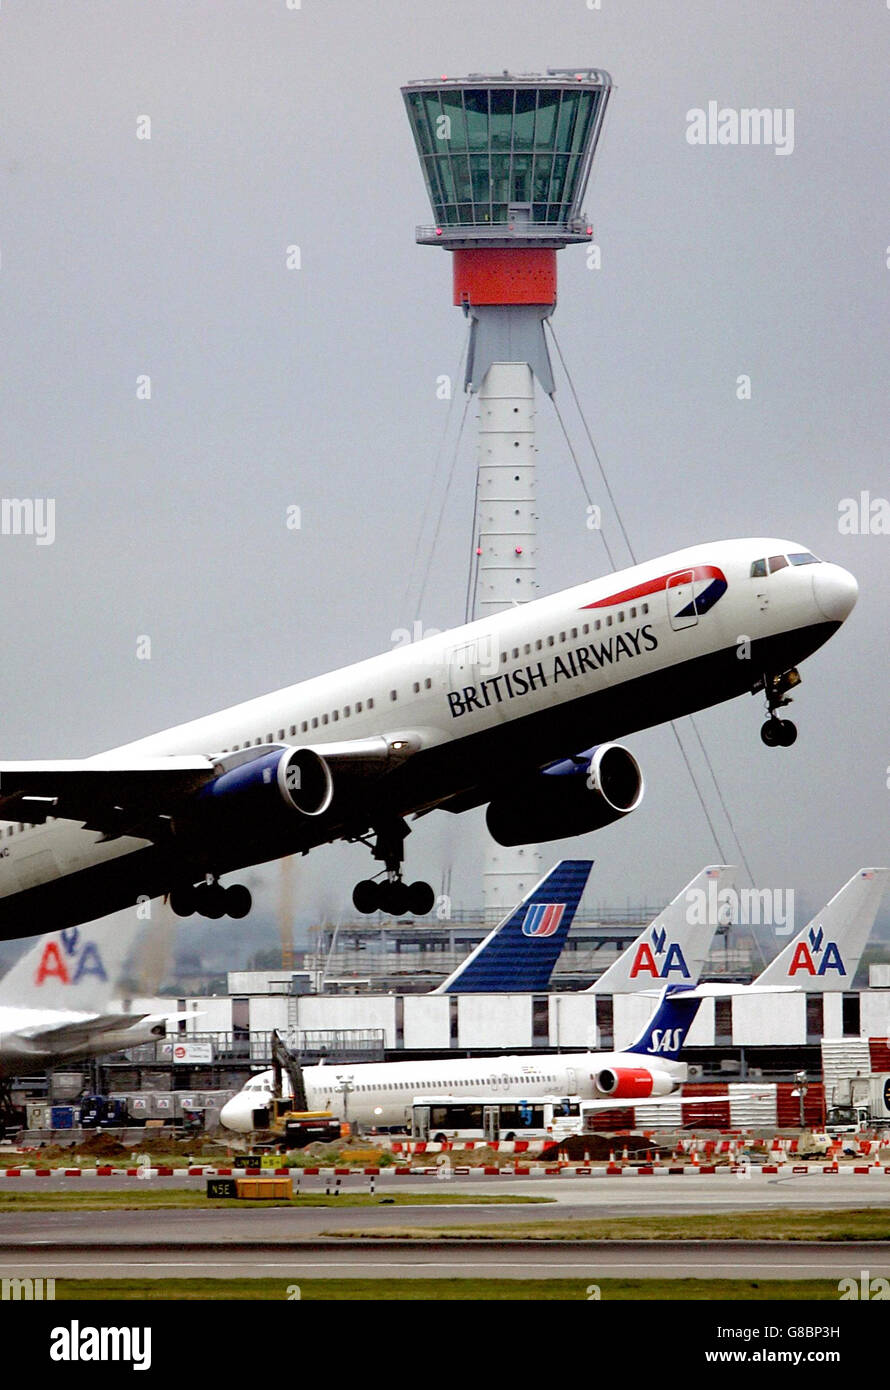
[624, 986, 703, 1060]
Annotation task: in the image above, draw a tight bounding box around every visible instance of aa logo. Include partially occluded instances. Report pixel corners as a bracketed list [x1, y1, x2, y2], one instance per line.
[787, 926, 845, 977]
[34, 927, 107, 987]
[628, 928, 690, 980]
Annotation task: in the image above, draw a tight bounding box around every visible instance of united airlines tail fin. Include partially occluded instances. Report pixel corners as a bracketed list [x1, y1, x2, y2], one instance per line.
[0, 907, 146, 1013]
[433, 860, 592, 993]
[624, 986, 703, 1060]
[587, 865, 736, 994]
[753, 867, 889, 992]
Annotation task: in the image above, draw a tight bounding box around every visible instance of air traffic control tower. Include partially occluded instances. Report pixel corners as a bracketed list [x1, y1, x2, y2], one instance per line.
[403, 70, 612, 918]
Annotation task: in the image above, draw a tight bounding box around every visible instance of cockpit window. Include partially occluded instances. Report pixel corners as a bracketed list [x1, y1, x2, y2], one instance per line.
[768, 555, 788, 573]
[750, 559, 767, 578]
[788, 551, 819, 565]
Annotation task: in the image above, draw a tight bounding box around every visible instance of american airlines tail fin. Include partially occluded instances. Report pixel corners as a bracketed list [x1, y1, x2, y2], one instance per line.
[432, 860, 592, 993]
[624, 986, 703, 1060]
[586, 865, 736, 994]
[752, 868, 889, 992]
[0, 907, 146, 1013]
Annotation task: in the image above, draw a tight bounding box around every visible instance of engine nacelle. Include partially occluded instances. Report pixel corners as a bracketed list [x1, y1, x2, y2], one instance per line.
[594, 1066, 676, 1099]
[188, 746, 333, 830]
[485, 743, 644, 847]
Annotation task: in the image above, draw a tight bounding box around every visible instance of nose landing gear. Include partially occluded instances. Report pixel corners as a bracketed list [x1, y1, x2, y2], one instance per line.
[758, 668, 801, 748]
[351, 819, 436, 916]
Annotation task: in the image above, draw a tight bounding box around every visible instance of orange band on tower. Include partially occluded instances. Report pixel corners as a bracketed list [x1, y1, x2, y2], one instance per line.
[452, 248, 557, 306]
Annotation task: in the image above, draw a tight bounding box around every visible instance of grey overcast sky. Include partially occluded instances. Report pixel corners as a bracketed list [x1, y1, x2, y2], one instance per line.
[0, 0, 888, 956]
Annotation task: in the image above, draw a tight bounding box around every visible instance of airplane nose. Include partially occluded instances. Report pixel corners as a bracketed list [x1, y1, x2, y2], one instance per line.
[220, 1097, 248, 1132]
[812, 565, 858, 623]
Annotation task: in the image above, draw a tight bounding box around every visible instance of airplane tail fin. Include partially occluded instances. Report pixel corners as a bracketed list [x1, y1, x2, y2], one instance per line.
[624, 986, 703, 1060]
[587, 865, 736, 994]
[0, 906, 146, 1012]
[753, 868, 889, 992]
[433, 859, 592, 993]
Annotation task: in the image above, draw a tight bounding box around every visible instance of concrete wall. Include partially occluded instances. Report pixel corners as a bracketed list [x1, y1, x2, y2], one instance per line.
[457, 994, 531, 1049]
[403, 995, 450, 1050]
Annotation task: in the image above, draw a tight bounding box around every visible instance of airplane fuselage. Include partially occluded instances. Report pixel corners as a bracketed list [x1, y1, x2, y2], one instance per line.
[0, 537, 856, 935]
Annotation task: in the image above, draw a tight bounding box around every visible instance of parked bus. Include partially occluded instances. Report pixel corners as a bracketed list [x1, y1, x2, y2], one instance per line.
[411, 1095, 581, 1143]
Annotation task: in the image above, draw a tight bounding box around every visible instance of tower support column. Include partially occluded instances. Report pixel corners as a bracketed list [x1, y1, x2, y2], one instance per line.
[476, 361, 542, 919]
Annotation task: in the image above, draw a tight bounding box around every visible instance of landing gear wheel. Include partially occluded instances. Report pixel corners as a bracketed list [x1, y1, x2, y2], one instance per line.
[776, 719, 798, 747]
[169, 885, 196, 918]
[353, 879, 380, 914]
[761, 718, 797, 748]
[196, 883, 227, 919]
[379, 879, 410, 916]
[407, 880, 435, 916]
[225, 884, 252, 919]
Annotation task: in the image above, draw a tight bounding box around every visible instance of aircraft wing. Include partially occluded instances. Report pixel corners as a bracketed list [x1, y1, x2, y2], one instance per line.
[16, 1011, 154, 1047]
[0, 735, 427, 840]
[583, 1089, 774, 1112]
[0, 756, 217, 837]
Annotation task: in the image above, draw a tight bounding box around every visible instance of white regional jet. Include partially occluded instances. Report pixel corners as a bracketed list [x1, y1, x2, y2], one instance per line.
[0, 914, 182, 1078]
[219, 866, 885, 1134]
[0, 538, 856, 932]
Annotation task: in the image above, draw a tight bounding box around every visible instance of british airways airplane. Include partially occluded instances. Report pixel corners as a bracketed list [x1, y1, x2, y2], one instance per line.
[0, 537, 856, 933]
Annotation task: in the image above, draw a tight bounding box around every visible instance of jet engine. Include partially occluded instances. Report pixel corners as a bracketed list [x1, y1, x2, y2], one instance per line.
[594, 1066, 676, 1099]
[485, 743, 644, 846]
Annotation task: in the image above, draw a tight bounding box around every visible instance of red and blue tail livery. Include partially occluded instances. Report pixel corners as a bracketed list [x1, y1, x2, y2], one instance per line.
[434, 860, 592, 993]
[522, 902, 566, 938]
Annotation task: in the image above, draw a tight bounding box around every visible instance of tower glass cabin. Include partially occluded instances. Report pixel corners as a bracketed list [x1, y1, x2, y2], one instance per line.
[403, 71, 611, 245]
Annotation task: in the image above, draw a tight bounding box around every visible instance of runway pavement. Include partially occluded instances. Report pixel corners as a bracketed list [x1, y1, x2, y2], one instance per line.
[0, 1237, 885, 1281]
[0, 1172, 887, 1281]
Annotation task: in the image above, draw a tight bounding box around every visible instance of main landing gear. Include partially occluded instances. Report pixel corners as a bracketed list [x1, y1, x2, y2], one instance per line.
[759, 668, 800, 748]
[169, 877, 252, 920]
[351, 819, 436, 917]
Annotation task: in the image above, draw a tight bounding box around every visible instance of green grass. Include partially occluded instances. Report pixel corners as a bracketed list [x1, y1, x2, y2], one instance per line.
[47, 1277, 842, 1300]
[0, 1190, 552, 1213]
[326, 1207, 890, 1242]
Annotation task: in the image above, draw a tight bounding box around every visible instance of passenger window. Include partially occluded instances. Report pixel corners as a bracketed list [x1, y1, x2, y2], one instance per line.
[629, 607, 636, 619]
[413, 682, 420, 693]
[606, 614, 613, 627]
[750, 559, 767, 578]
[301, 721, 308, 733]
[582, 623, 589, 635]
[368, 698, 374, 709]
[642, 603, 649, 615]
[571, 627, 578, 639]
[512, 647, 519, 659]
[546, 635, 554, 647]
[424, 678, 431, 689]
[390, 689, 398, 701]
[332, 710, 339, 721]
[278, 729, 285, 740]
[322, 714, 329, 725]
[344, 706, 350, 717]
[356, 702, 362, 713]
[768, 555, 788, 574]
[289, 725, 296, 737]
[311, 717, 319, 729]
